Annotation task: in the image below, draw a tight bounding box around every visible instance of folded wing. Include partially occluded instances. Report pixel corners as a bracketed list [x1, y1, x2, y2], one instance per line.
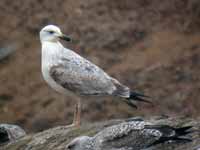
[49, 52, 117, 96]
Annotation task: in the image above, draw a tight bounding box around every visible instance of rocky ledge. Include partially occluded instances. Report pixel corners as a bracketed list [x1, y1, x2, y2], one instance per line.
[1, 116, 200, 150]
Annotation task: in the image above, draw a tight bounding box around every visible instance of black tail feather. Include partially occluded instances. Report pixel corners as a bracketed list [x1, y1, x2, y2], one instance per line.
[146, 125, 193, 147]
[129, 91, 150, 98]
[126, 91, 153, 108]
[125, 100, 138, 109]
[172, 137, 192, 142]
[148, 137, 192, 148]
[175, 126, 193, 136]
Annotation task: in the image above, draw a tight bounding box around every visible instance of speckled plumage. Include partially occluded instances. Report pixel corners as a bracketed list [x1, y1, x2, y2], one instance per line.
[42, 39, 129, 97]
[40, 25, 151, 127]
[40, 25, 151, 109]
[66, 120, 192, 150]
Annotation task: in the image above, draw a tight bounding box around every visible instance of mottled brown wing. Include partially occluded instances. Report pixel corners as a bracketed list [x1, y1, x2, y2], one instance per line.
[49, 58, 116, 96]
[95, 121, 157, 149]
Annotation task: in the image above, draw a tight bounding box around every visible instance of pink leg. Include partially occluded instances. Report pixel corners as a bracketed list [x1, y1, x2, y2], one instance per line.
[73, 98, 81, 127]
[67, 98, 81, 128]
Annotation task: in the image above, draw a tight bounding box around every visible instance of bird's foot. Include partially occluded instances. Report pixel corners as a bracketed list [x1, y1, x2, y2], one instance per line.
[65, 122, 80, 129]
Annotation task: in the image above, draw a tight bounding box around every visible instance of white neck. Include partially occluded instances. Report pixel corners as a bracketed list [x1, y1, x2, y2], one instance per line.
[41, 41, 64, 64]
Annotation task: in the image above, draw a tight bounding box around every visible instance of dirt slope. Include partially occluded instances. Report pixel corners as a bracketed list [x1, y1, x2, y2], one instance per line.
[0, 0, 200, 132]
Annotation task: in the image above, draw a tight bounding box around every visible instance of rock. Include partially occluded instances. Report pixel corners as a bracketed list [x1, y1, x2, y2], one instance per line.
[194, 145, 200, 150]
[1, 117, 199, 150]
[0, 46, 16, 61]
[0, 127, 9, 144]
[0, 124, 26, 145]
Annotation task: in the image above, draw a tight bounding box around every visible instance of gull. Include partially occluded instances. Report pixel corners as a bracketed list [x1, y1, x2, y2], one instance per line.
[66, 120, 192, 150]
[39, 25, 151, 127]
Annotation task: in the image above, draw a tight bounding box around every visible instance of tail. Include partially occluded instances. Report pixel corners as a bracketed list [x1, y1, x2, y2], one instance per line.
[145, 125, 193, 147]
[110, 78, 152, 108]
[125, 91, 153, 108]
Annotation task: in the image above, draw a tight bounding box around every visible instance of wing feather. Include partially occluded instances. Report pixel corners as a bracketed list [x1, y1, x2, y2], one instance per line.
[95, 121, 158, 149]
[49, 53, 116, 95]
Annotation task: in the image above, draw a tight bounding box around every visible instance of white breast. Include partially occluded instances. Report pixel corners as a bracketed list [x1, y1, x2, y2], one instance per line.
[41, 41, 69, 95]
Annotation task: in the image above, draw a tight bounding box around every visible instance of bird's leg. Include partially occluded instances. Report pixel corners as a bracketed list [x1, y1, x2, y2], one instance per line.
[72, 97, 81, 127]
[65, 97, 81, 128]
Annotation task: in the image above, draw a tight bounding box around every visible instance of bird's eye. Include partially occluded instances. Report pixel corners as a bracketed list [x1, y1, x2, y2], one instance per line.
[48, 31, 54, 34]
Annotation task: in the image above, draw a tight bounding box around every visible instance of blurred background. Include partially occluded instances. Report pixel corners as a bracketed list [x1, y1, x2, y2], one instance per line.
[0, 0, 200, 132]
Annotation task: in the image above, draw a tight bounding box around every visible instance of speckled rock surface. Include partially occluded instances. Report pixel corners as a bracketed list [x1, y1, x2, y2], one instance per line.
[1, 117, 200, 150]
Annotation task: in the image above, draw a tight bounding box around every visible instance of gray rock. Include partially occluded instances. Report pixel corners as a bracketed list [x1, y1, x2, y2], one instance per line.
[0, 124, 26, 145]
[1, 117, 200, 150]
[193, 145, 200, 150]
[0, 45, 16, 61]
